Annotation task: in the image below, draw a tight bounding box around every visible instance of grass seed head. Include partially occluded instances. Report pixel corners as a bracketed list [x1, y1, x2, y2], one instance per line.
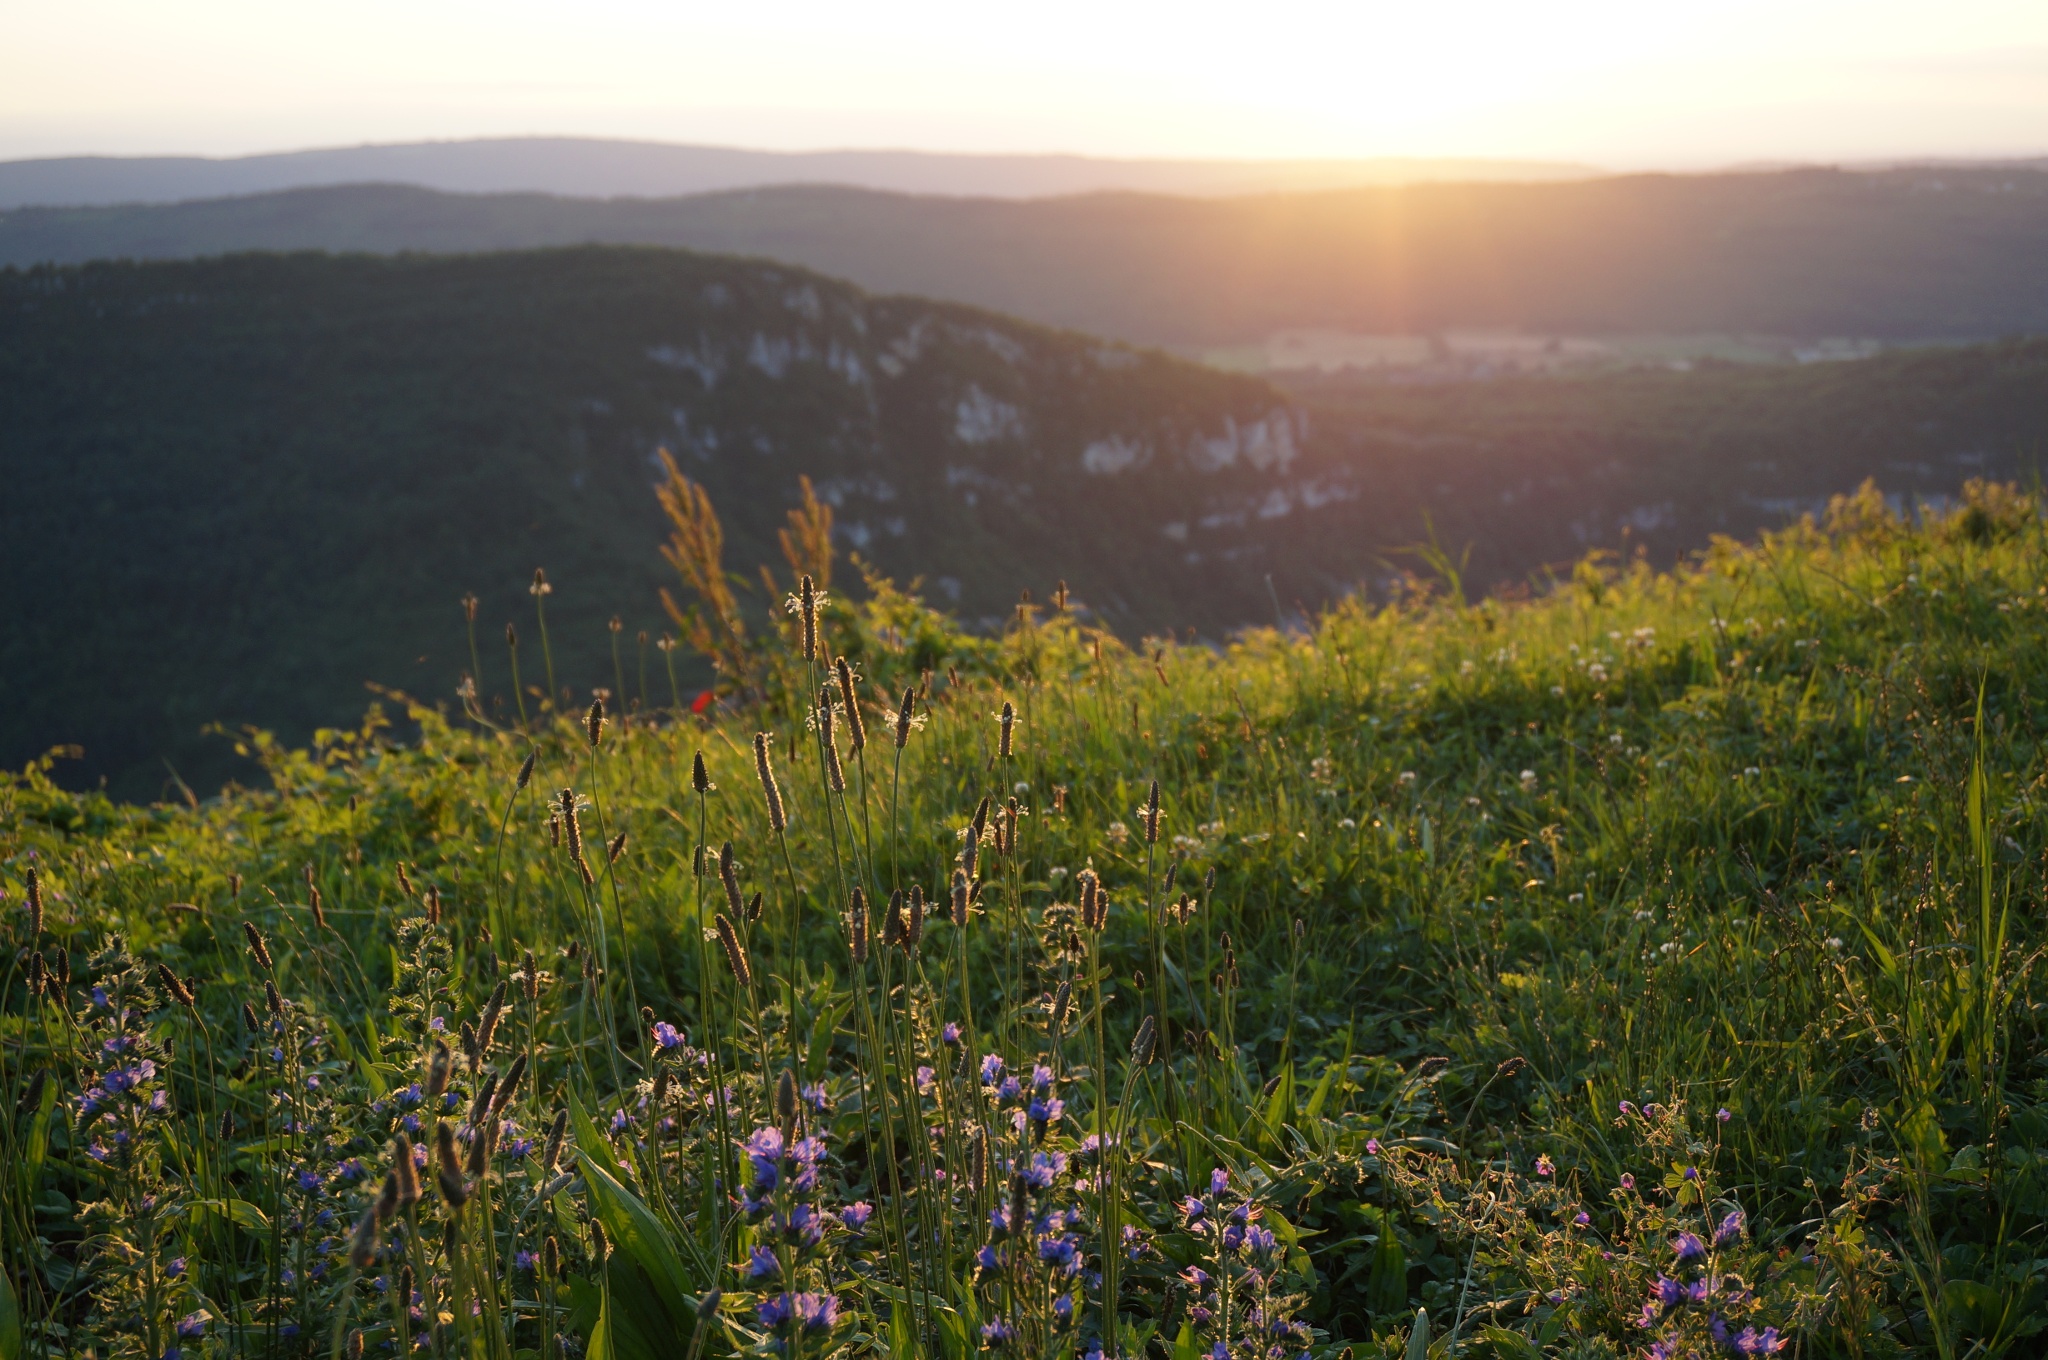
[776, 1068, 800, 1137]
[819, 687, 846, 792]
[692, 750, 711, 793]
[608, 831, 628, 865]
[907, 885, 925, 946]
[394, 1136, 421, 1206]
[544, 1108, 569, 1170]
[157, 963, 196, 1007]
[263, 979, 284, 1018]
[799, 573, 819, 661]
[469, 1072, 499, 1129]
[243, 921, 274, 972]
[894, 687, 916, 748]
[715, 914, 752, 987]
[587, 697, 605, 748]
[348, 1204, 381, 1270]
[836, 658, 865, 752]
[883, 890, 906, 950]
[753, 732, 786, 832]
[1143, 779, 1162, 844]
[1132, 1014, 1157, 1065]
[999, 700, 1015, 758]
[745, 889, 764, 923]
[26, 865, 42, 937]
[847, 888, 869, 964]
[425, 1039, 453, 1099]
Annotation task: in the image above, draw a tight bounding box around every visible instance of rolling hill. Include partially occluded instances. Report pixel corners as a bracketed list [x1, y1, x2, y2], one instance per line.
[5, 167, 2048, 347]
[6, 245, 2047, 800]
[0, 137, 1596, 210]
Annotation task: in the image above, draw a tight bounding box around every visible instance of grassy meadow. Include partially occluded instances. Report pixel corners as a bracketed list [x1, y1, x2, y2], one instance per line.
[2, 478, 2046, 1359]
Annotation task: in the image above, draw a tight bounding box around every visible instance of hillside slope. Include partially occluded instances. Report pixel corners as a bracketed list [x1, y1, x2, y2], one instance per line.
[5, 167, 2048, 344]
[0, 247, 1305, 795]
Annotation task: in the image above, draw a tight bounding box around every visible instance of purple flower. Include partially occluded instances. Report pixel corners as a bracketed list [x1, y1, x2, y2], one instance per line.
[609, 1109, 630, 1134]
[296, 1170, 321, 1194]
[1673, 1232, 1707, 1261]
[650, 1021, 683, 1050]
[514, 1250, 537, 1274]
[1244, 1224, 1277, 1256]
[941, 1023, 962, 1046]
[747, 1245, 780, 1279]
[980, 1053, 1005, 1084]
[1573, 1211, 1591, 1226]
[1620, 1174, 1635, 1190]
[791, 1293, 839, 1332]
[1535, 1154, 1554, 1176]
[802, 1082, 830, 1112]
[1717, 1107, 1733, 1122]
[1180, 1196, 1207, 1222]
[1024, 1150, 1069, 1189]
[756, 1294, 792, 1329]
[1619, 1100, 1638, 1116]
[428, 1016, 446, 1033]
[1183, 1265, 1210, 1288]
[1733, 1326, 1786, 1355]
[1031, 1064, 1055, 1093]
[981, 1321, 1014, 1343]
[1365, 1137, 1382, 1154]
[840, 1201, 873, 1232]
[1209, 1167, 1230, 1195]
[1054, 1292, 1074, 1323]
[916, 1066, 936, 1094]
[1714, 1210, 1745, 1246]
[176, 1311, 209, 1339]
[998, 1076, 1022, 1101]
[976, 1244, 1001, 1272]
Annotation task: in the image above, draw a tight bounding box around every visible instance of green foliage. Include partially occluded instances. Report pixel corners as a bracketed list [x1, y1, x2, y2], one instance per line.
[0, 489, 2046, 1355]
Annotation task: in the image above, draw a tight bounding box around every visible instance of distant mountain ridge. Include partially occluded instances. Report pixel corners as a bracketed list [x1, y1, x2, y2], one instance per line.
[6, 168, 2047, 347]
[0, 137, 1599, 210]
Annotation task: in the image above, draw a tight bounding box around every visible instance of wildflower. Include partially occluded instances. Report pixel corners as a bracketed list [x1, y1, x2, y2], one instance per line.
[941, 1022, 962, 1046]
[1535, 1154, 1555, 1176]
[1365, 1138, 1381, 1154]
[1732, 1326, 1786, 1355]
[1714, 1210, 1745, 1246]
[840, 1202, 872, 1232]
[1619, 1100, 1638, 1116]
[980, 1053, 1005, 1084]
[747, 1245, 781, 1279]
[1180, 1196, 1207, 1222]
[1244, 1224, 1277, 1256]
[651, 1021, 684, 1050]
[1620, 1174, 1636, 1190]
[792, 1293, 839, 1332]
[981, 1320, 1015, 1343]
[514, 1250, 537, 1274]
[1717, 1107, 1733, 1122]
[1673, 1232, 1707, 1261]
[1574, 1211, 1591, 1226]
[176, 1311, 210, 1339]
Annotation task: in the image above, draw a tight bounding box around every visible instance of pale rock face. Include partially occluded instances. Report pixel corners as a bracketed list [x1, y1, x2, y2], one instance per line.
[748, 332, 794, 378]
[1081, 435, 1149, 475]
[647, 340, 723, 390]
[1186, 411, 1300, 474]
[954, 384, 1026, 445]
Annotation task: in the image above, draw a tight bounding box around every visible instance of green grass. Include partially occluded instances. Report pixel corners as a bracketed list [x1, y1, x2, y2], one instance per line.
[1, 480, 2044, 1357]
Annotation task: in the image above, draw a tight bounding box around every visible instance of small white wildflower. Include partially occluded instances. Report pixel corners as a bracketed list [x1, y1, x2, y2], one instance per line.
[1551, 685, 1565, 697]
[1014, 780, 1030, 795]
[1586, 662, 1609, 682]
[1519, 770, 1539, 792]
[1309, 756, 1335, 783]
[1398, 771, 1417, 786]
[1459, 659, 1475, 675]
[1338, 818, 1357, 829]
[1105, 821, 1130, 846]
[1825, 937, 1844, 951]
[1568, 892, 1585, 903]
[1609, 733, 1624, 746]
[1744, 766, 1761, 777]
[1660, 941, 1681, 955]
[1633, 909, 1655, 921]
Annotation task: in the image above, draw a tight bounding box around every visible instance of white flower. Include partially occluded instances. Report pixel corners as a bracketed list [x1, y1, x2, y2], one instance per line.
[1586, 662, 1609, 682]
[1013, 780, 1030, 795]
[1049, 866, 1068, 879]
[1338, 818, 1357, 829]
[1105, 821, 1130, 846]
[1398, 771, 1417, 786]
[1567, 893, 1585, 903]
[1551, 686, 1566, 697]
[783, 589, 831, 614]
[1519, 770, 1539, 792]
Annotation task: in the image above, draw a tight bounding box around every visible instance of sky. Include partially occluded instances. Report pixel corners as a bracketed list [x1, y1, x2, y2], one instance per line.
[5, 0, 2048, 168]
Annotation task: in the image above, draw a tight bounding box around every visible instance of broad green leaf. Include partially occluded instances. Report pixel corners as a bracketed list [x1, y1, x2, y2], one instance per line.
[0, 1257, 22, 1360]
[189, 1198, 270, 1231]
[1406, 1307, 1430, 1360]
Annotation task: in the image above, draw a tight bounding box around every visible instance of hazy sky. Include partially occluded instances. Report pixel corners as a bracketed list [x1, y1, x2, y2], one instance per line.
[6, 0, 2047, 166]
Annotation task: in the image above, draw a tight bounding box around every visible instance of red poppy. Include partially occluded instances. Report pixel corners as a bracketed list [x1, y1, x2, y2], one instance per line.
[691, 690, 716, 715]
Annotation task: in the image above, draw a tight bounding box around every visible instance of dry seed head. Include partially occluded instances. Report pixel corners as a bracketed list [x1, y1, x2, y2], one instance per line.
[394, 1136, 421, 1205]
[719, 842, 743, 918]
[1143, 779, 1162, 844]
[1051, 980, 1071, 1036]
[544, 1108, 569, 1170]
[692, 750, 711, 794]
[969, 1127, 988, 1193]
[396, 863, 413, 897]
[478, 979, 508, 1052]
[799, 573, 819, 661]
[951, 869, 971, 927]
[522, 949, 539, 1003]
[515, 748, 537, 792]
[26, 953, 44, 997]
[308, 884, 326, 930]
[745, 890, 764, 923]
[586, 697, 606, 748]
[548, 815, 561, 848]
[590, 1220, 610, 1264]
[558, 789, 584, 859]
[264, 979, 285, 1018]
[847, 887, 869, 964]
[906, 884, 924, 946]
[26, 865, 42, 937]
[1054, 579, 1069, 613]
[753, 733, 786, 832]
[819, 688, 846, 793]
[530, 567, 551, 597]
[882, 890, 906, 950]
[1131, 1014, 1157, 1065]
[240, 1001, 259, 1033]
[894, 687, 916, 749]
[543, 1238, 559, 1277]
[157, 964, 196, 1008]
[425, 885, 441, 924]
[375, 1170, 400, 1225]
[715, 914, 752, 987]
[425, 1039, 453, 1099]
[506, 621, 518, 648]
[348, 1204, 382, 1270]
[1495, 1055, 1528, 1079]
[998, 700, 1015, 758]
[835, 658, 866, 752]
[243, 921, 274, 971]
[459, 1019, 480, 1072]
[607, 831, 628, 865]
[466, 1117, 490, 1175]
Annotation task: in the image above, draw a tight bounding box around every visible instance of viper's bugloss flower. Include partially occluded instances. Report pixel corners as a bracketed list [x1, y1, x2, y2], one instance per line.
[747, 1245, 780, 1279]
[1674, 1232, 1707, 1261]
[840, 1201, 872, 1232]
[941, 1022, 961, 1045]
[1180, 1196, 1206, 1222]
[651, 1022, 683, 1050]
[980, 1053, 1004, 1084]
[1714, 1210, 1746, 1246]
